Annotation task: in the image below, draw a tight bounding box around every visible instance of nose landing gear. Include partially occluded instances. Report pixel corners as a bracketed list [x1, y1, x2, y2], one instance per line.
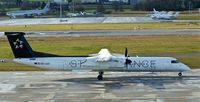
[97, 71, 104, 80]
[178, 72, 182, 77]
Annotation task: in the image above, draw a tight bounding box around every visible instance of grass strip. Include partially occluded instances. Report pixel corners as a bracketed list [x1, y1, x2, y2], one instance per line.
[0, 35, 199, 70]
[0, 22, 200, 31]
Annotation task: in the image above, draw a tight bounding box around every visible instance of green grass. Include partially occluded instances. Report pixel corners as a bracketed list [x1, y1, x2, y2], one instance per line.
[0, 22, 200, 31]
[0, 62, 45, 71]
[0, 35, 199, 70]
[177, 56, 200, 69]
[177, 14, 200, 20]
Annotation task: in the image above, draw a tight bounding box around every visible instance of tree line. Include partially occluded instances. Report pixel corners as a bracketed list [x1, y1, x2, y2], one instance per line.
[132, 0, 200, 11]
[0, 0, 200, 12]
[0, 0, 46, 11]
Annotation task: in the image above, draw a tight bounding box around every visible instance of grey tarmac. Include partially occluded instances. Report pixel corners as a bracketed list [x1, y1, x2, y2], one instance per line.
[0, 70, 200, 102]
[0, 29, 198, 37]
[0, 17, 200, 26]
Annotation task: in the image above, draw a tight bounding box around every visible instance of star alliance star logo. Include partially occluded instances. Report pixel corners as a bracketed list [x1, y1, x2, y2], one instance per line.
[13, 39, 23, 49]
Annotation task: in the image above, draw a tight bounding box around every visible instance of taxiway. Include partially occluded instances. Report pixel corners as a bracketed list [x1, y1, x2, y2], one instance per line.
[0, 17, 155, 26]
[1, 29, 199, 37]
[0, 70, 199, 102]
[0, 17, 200, 26]
[26, 29, 200, 37]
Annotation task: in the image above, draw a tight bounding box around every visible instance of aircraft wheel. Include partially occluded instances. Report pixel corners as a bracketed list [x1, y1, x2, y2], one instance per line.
[178, 72, 182, 76]
[99, 71, 104, 75]
[97, 75, 103, 80]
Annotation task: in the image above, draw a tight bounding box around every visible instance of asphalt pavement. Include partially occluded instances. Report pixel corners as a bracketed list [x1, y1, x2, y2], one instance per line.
[24, 29, 200, 37]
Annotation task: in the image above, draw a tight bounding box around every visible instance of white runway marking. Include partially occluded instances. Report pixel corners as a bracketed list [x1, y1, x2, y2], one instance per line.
[0, 83, 16, 93]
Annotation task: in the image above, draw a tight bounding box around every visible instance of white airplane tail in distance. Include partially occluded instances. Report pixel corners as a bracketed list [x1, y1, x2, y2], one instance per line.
[4, 32, 191, 80]
[6, 2, 50, 18]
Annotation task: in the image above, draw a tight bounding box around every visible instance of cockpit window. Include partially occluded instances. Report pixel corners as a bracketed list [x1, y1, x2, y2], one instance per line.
[171, 60, 180, 63]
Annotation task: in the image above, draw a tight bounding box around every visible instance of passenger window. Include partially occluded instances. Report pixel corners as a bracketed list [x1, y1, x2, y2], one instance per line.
[171, 60, 180, 63]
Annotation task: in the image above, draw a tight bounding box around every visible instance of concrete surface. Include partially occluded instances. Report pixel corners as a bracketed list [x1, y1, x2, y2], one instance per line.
[0, 70, 199, 102]
[25, 29, 200, 36]
[0, 17, 200, 26]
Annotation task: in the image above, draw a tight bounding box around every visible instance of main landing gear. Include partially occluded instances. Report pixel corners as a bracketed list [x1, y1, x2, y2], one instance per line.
[97, 71, 104, 80]
[178, 72, 182, 77]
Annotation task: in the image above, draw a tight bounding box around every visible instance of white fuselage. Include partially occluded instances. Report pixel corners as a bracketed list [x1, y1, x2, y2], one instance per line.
[14, 57, 190, 72]
[6, 3, 50, 18]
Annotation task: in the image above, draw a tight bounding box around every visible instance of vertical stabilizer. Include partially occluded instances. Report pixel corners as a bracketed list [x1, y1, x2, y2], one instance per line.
[5, 32, 35, 58]
[42, 2, 50, 12]
[5, 32, 64, 58]
[153, 8, 157, 13]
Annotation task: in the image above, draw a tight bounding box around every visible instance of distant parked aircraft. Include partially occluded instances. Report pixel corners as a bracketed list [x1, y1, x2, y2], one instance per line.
[4, 32, 190, 80]
[6, 2, 50, 18]
[66, 12, 104, 17]
[149, 8, 180, 20]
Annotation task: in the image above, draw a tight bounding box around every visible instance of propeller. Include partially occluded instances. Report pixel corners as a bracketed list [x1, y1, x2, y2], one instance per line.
[125, 48, 132, 70]
[125, 48, 128, 57]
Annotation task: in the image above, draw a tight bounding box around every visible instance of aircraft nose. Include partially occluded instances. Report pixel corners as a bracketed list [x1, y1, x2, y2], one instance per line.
[181, 63, 191, 71]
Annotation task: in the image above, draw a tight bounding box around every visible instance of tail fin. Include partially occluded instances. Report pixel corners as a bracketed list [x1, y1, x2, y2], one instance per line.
[153, 8, 156, 12]
[43, 2, 50, 11]
[5, 32, 35, 58]
[5, 32, 63, 58]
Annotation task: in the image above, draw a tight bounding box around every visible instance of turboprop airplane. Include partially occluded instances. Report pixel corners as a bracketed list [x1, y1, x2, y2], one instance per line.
[4, 32, 190, 80]
[6, 2, 50, 18]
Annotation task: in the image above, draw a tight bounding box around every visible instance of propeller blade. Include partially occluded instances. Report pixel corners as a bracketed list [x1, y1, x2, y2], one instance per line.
[125, 48, 128, 57]
[125, 63, 128, 69]
[124, 48, 132, 70]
